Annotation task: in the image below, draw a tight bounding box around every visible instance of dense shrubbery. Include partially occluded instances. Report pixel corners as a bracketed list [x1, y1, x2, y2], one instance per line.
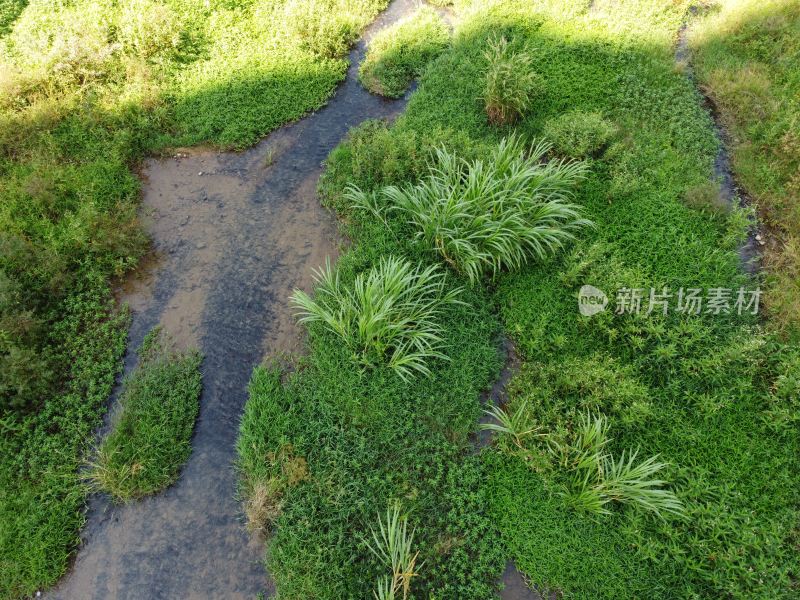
[543, 110, 617, 158]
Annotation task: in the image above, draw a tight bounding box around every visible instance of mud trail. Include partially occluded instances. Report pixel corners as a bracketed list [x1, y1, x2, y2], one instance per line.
[47, 1, 415, 598]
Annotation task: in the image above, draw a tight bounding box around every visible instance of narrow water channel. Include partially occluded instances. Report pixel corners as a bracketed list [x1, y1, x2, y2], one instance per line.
[48, 2, 415, 597]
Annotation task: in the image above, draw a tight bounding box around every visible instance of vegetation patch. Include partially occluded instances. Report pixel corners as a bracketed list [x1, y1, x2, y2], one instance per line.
[543, 110, 618, 159]
[359, 6, 450, 98]
[0, 277, 128, 599]
[239, 0, 800, 598]
[689, 0, 800, 333]
[88, 328, 202, 503]
[0, 0, 387, 595]
[347, 135, 590, 282]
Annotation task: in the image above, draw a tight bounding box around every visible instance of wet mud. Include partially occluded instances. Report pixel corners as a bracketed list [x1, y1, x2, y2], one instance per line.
[47, 1, 416, 598]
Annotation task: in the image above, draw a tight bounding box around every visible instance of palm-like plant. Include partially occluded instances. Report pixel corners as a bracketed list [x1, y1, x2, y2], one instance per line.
[345, 135, 590, 283]
[291, 256, 462, 380]
[479, 400, 542, 449]
[554, 413, 685, 518]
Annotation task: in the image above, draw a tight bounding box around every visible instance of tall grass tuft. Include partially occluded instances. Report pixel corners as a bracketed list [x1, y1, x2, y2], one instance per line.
[481, 36, 541, 126]
[365, 501, 421, 600]
[291, 256, 462, 379]
[347, 135, 590, 283]
[552, 413, 685, 518]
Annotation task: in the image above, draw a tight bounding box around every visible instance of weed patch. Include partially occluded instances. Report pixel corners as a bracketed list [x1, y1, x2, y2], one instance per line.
[88, 328, 202, 503]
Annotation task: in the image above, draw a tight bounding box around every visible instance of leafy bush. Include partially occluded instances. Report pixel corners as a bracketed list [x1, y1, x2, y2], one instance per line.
[291, 256, 462, 379]
[88, 328, 202, 502]
[347, 135, 590, 282]
[359, 6, 449, 98]
[543, 110, 617, 158]
[481, 35, 541, 126]
[284, 0, 379, 58]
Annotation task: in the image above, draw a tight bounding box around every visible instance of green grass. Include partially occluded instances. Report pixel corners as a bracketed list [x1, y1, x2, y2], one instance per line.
[0, 274, 128, 599]
[688, 0, 800, 334]
[88, 328, 202, 503]
[359, 6, 450, 97]
[239, 0, 800, 597]
[0, 0, 25, 35]
[0, 0, 389, 596]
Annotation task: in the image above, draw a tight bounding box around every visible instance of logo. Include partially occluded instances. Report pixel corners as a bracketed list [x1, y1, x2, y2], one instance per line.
[578, 285, 608, 316]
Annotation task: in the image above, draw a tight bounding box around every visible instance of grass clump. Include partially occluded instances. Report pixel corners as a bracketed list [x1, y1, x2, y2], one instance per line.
[543, 110, 618, 158]
[481, 35, 541, 126]
[366, 501, 422, 600]
[291, 256, 462, 379]
[88, 328, 202, 502]
[359, 6, 449, 98]
[347, 135, 590, 283]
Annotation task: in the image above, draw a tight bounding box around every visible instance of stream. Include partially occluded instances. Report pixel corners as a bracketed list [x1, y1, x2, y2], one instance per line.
[47, 1, 416, 597]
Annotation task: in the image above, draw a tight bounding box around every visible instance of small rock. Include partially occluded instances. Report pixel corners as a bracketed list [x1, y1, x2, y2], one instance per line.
[196, 242, 207, 250]
[755, 233, 762, 241]
[198, 171, 203, 176]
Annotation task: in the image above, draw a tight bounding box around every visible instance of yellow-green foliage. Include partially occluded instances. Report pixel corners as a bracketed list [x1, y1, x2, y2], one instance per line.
[359, 6, 450, 98]
[689, 0, 800, 333]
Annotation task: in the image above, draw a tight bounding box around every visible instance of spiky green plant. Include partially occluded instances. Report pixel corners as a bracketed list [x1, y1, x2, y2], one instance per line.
[480, 400, 541, 449]
[346, 135, 590, 283]
[365, 502, 421, 600]
[291, 256, 462, 379]
[552, 413, 685, 518]
[481, 35, 541, 125]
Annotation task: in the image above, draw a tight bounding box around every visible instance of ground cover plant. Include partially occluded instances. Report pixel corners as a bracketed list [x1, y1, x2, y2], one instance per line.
[688, 0, 800, 334]
[0, 1, 389, 596]
[359, 6, 450, 98]
[88, 328, 202, 502]
[239, 0, 800, 597]
[291, 256, 463, 379]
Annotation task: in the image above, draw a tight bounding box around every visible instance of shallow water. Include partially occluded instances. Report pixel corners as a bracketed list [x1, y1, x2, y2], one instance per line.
[47, 1, 416, 597]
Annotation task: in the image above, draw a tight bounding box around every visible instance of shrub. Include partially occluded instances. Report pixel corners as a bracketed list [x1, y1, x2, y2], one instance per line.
[283, 0, 366, 58]
[481, 35, 541, 126]
[359, 7, 450, 98]
[118, 0, 182, 61]
[543, 110, 618, 158]
[347, 135, 590, 282]
[291, 256, 462, 379]
[88, 328, 202, 502]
